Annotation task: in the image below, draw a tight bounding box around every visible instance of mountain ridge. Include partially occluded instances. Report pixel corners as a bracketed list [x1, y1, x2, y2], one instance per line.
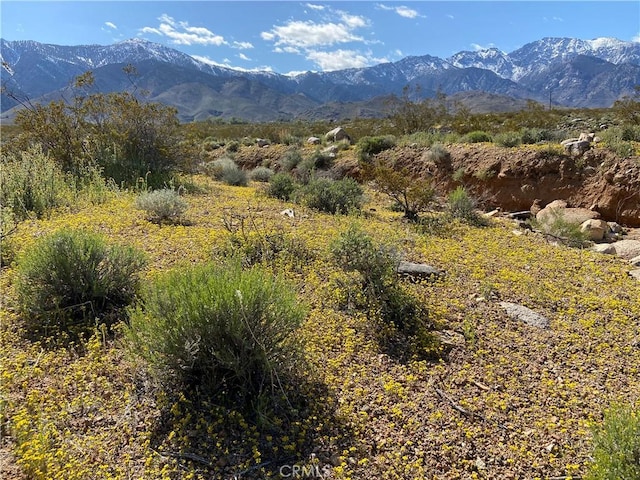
[2, 36, 639, 122]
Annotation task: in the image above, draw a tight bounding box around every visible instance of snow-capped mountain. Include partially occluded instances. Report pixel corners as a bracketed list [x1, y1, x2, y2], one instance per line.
[1, 36, 639, 122]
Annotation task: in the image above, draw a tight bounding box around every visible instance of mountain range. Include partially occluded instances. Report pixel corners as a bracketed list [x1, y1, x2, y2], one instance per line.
[1, 36, 639, 122]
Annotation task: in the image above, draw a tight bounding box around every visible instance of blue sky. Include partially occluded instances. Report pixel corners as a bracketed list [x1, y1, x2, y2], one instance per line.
[2, 1, 639, 74]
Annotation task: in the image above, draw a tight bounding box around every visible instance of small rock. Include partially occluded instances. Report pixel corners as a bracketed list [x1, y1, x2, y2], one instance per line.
[607, 222, 623, 234]
[325, 127, 351, 143]
[307, 136, 321, 145]
[500, 302, 550, 329]
[629, 255, 640, 267]
[483, 209, 500, 218]
[280, 209, 295, 218]
[591, 244, 616, 255]
[629, 269, 640, 281]
[397, 261, 443, 281]
[256, 138, 270, 147]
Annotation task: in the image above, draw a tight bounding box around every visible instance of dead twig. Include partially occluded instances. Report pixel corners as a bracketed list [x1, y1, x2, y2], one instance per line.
[434, 384, 511, 430]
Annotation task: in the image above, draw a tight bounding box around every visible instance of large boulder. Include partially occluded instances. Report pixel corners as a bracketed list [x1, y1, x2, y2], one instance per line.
[325, 127, 351, 143]
[580, 219, 608, 241]
[536, 200, 600, 226]
[612, 240, 640, 260]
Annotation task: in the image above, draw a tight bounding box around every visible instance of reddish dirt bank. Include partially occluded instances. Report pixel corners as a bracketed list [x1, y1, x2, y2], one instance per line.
[376, 144, 640, 227]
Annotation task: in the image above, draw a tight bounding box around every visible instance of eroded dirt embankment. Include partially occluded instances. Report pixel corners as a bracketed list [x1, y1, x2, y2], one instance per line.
[375, 144, 640, 227]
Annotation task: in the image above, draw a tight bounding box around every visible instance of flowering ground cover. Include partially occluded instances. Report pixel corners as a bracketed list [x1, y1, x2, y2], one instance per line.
[1, 176, 639, 479]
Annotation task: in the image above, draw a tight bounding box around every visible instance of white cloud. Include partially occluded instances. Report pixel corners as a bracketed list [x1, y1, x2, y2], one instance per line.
[305, 3, 325, 10]
[140, 14, 227, 46]
[471, 42, 495, 51]
[105, 21, 117, 30]
[238, 53, 250, 61]
[446, 14, 455, 20]
[232, 41, 254, 49]
[262, 20, 364, 48]
[377, 4, 422, 19]
[306, 49, 387, 71]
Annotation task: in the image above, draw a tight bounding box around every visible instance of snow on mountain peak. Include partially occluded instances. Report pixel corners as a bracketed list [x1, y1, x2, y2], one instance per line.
[588, 37, 625, 50]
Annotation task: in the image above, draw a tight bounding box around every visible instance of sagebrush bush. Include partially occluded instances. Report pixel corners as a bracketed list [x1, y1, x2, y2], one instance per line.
[494, 131, 522, 147]
[1, 145, 72, 220]
[532, 210, 589, 247]
[204, 156, 237, 180]
[16, 229, 146, 332]
[279, 149, 303, 172]
[358, 135, 396, 162]
[424, 143, 450, 164]
[135, 188, 188, 223]
[250, 166, 274, 182]
[447, 186, 483, 225]
[127, 261, 305, 402]
[267, 173, 297, 201]
[586, 404, 640, 480]
[222, 166, 248, 186]
[296, 178, 363, 214]
[464, 131, 493, 143]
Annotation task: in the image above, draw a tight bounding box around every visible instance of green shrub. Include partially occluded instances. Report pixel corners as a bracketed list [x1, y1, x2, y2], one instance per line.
[250, 166, 274, 183]
[307, 149, 335, 170]
[464, 131, 493, 143]
[330, 224, 398, 294]
[520, 127, 558, 144]
[296, 178, 363, 214]
[267, 173, 297, 201]
[586, 404, 640, 480]
[424, 143, 450, 164]
[135, 188, 188, 223]
[126, 261, 305, 402]
[279, 149, 303, 172]
[358, 135, 396, 162]
[226, 140, 240, 153]
[16, 229, 145, 333]
[1, 145, 72, 221]
[367, 164, 434, 221]
[447, 186, 483, 225]
[494, 131, 522, 148]
[221, 166, 248, 187]
[329, 225, 435, 357]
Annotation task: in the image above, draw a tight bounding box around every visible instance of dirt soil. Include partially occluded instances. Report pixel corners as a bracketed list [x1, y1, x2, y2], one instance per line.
[375, 144, 640, 227]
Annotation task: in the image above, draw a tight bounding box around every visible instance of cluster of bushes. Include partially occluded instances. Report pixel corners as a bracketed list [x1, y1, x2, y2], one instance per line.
[265, 171, 364, 215]
[13, 227, 306, 410]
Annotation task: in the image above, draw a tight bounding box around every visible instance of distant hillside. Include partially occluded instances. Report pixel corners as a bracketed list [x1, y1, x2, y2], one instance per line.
[2, 36, 639, 122]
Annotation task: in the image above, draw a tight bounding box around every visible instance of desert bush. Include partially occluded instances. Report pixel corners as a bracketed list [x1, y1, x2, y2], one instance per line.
[295, 178, 363, 214]
[494, 131, 522, 147]
[221, 166, 248, 186]
[1, 145, 72, 221]
[358, 135, 396, 162]
[16, 229, 145, 333]
[367, 164, 434, 221]
[464, 131, 493, 143]
[329, 225, 435, 357]
[279, 149, 303, 172]
[205, 156, 237, 180]
[447, 186, 483, 225]
[267, 173, 297, 201]
[307, 149, 335, 170]
[250, 166, 274, 183]
[424, 143, 450, 164]
[586, 404, 640, 480]
[126, 261, 305, 403]
[135, 188, 188, 223]
[226, 140, 240, 152]
[520, 127, 558, 144]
